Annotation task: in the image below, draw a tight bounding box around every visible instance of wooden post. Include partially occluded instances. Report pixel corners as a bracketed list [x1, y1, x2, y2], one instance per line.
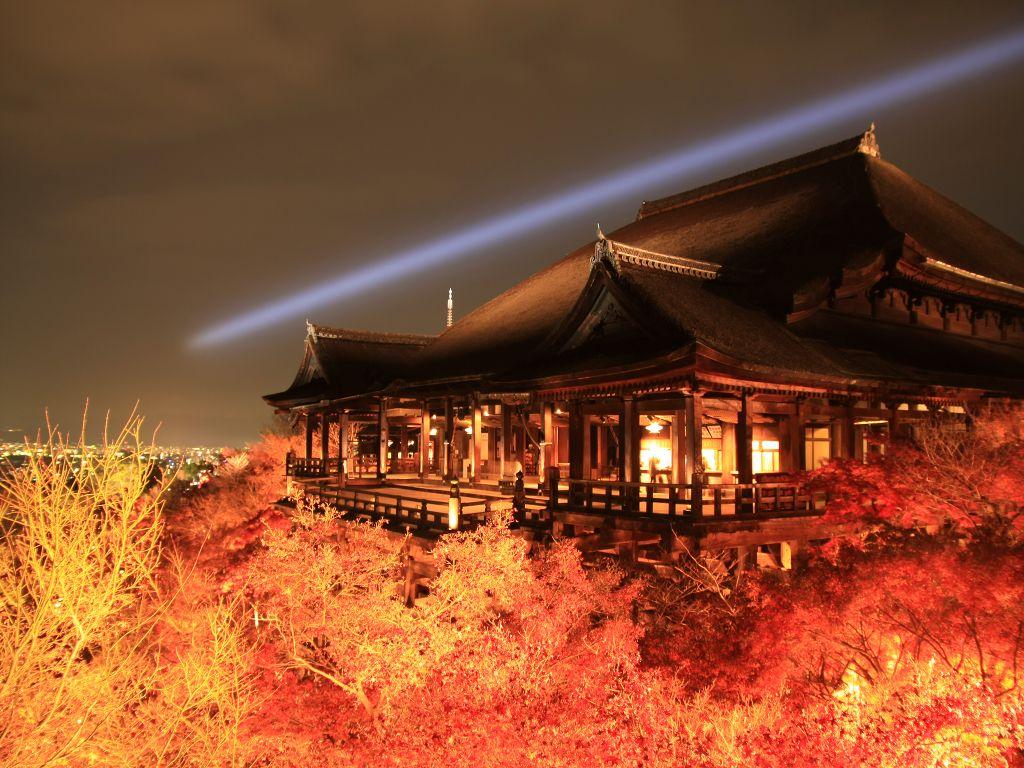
[501, 404, 513, 478]
[672, 404, 685, 484]
[844, 403, 858, 461]
[781, 540, 799, 571]
[320, 411, 330, 468]
[444, 397, 455, 480]
[542, 403, 555, 481]
[517, 411, 528, 476]
[595, 421, 607, 479]
[684, 392, 703, 484]
[622, 395, 640, 483]
[737, 393, 752, 484]
[568, 403, 584, 480]
[377, 397, 389, 480]
[470, 399, 482, 482]
[787, 398, 804, 472]
[581, 414, 592, 480]
[419, 404, 430, 479]
[337, 411, 348, 488]
[304, 412, 314, 461]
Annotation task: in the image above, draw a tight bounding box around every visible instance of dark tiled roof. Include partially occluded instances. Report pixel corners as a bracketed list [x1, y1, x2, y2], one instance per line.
[269, 130, 1024, 402]
[264, 325, 432, 406]
[791, 311, 1024, 394]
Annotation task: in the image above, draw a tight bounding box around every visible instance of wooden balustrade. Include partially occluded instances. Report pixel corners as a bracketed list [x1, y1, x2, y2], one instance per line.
[286, 453, 341, 478]
[302, 484, 494, 532]
[550, 477, 824, 520]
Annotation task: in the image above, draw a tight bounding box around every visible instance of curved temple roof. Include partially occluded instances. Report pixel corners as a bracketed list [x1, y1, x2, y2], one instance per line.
[266, 129, 1024, 408]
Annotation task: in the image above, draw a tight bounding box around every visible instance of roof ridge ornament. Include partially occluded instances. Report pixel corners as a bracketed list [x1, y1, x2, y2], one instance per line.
[591, 224, 615, 268]
[857, 122, 881, 158]
[306, 319, 317, 343]
[596, 237, 722, 280]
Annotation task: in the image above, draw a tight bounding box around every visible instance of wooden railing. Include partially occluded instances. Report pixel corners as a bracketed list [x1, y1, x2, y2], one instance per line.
[287, 453, 438, 479]
[302, 484, 498, 532]
[286, 453, 342, 478]
[551, 478, 824, 520]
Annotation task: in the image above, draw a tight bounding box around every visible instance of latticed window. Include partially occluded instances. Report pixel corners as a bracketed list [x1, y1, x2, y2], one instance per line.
[752, 439, 780, 473]
[804, 425, 832, 469]
[701, 424, 722, 472]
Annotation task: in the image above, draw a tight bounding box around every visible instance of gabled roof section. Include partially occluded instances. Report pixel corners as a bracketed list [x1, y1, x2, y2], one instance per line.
[267, 127, 1024, 404]
[637, 127, 881, 220]
[538, 253, 677, 356]
[264, 324, 432, 407]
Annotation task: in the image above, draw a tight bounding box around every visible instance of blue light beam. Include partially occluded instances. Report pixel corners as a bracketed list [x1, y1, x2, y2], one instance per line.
[191, 28, 1024, 348]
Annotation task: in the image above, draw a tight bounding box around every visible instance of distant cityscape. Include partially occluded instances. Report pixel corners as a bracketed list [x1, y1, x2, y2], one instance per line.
[0, 439, 225, 488]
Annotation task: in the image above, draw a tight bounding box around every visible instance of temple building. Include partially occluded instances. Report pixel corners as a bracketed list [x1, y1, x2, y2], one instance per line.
[265, 128, 1024, 560]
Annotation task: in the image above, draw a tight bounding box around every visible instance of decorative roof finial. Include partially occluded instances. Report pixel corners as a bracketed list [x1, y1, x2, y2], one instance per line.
[446, 288, 454, 328]
[596, 222, 606, 241]
[858, 122, 881, 158]
[306, 319, 317, 342]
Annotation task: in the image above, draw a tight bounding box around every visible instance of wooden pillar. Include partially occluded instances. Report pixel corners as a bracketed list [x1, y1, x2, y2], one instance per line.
[517, 411, 528, 475]
[470, 399, 482, 481]
[542, 403, 555, 479]
[377, 398, 389, 480]
[568, 403, 584, 480]
[320, 411, 330, 469]
[337, 411, 348, 487]
[671, 403, 686, 484]
[595, 422, 608, 479]
[501, 405, 513, 478]
[582, 415, 593, 480]
[737, 393, 752, 484]
[684, 392, 703, 484]
[444, 398, 455, 480]
[787, 398, 804, 472]
[781, 540, 800, 571]
[622, 395, 640, 483]
[304, 412, 314, 460]
[844, 403, 858, 460]
[418, 404, 430, 479]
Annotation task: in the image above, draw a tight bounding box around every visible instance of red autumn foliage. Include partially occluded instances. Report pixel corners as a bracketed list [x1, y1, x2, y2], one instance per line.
[809, 407, 1024, 544]
[7, 410, 1024, 767]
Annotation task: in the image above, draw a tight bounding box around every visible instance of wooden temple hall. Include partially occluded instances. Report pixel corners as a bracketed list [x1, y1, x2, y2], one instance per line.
[266, 128, 1024, 561]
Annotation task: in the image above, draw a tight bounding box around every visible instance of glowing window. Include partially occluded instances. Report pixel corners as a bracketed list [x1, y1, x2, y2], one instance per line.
[752, 439, 780, 473]
[804, 426, 831, 469]
[700, 447, 721, 472]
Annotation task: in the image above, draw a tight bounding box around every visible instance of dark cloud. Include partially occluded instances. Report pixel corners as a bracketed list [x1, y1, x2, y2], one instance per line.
[2, 1, 1023, 445]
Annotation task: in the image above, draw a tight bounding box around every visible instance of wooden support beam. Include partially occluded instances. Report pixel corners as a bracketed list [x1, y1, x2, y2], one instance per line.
[844, 403, 858, 460]
[444, 397, 455, 480]
[568, 403, 584, 480]
[517, 411, 528, 476]
[582, 414, 593, 480]
[337, 411, 348, 488]
[304, 412, 314, 460]
[320, 411, 330, 461]
[787, 398, 804, 472]
[683, 392, 703, 484]
[595, 421, 608, 479]
[470, 399, 482, 481]
[542, 403, 555, 479]
[622, 395, 640, 483]
[672, 406, 685, 485]
[781, 540, 799, 571]
[418, 404, 430, 479]
[377, 397, 389, 480]
[737, 393, 752, 484]
[501, 405, 513, 478]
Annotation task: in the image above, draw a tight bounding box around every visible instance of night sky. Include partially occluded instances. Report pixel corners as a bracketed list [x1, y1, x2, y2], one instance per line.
[3, 1, 1024, 446]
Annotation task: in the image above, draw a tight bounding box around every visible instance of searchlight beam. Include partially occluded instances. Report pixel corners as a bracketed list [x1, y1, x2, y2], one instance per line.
[191, 28, 1024, 348]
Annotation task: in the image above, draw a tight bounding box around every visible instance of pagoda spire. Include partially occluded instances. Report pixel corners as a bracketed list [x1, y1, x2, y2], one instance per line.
[446, 288, 454, 328]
